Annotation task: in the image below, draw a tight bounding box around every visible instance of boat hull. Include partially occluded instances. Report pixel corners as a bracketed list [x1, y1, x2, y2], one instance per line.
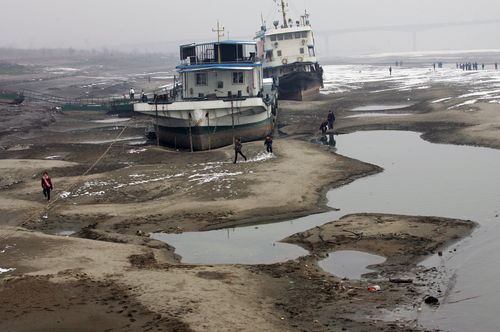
[275, 69, 323, 101]
[156, 118, 272, 151]
[134, 98, 275, 151]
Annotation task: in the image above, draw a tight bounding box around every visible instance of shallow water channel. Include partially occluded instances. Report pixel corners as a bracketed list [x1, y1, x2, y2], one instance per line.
[153, 131, 500, 332]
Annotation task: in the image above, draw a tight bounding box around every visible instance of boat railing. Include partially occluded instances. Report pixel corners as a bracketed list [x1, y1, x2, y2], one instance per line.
[180, 55, 257, 66]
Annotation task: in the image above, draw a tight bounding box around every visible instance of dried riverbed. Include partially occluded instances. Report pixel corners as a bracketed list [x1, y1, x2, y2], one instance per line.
[1, 60, 500, 331]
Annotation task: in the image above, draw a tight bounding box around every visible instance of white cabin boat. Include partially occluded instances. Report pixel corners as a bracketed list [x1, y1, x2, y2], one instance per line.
[134, 40, 278, 151]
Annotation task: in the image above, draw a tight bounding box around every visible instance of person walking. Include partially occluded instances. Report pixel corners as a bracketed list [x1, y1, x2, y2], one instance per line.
[327, 110, 336, 130]
[264, 135, 273, 154]
[389, 66, 392, 76]
[129, 88, 135, 101]
[234, 138, 247, 164]
[41, 171, 53, 201]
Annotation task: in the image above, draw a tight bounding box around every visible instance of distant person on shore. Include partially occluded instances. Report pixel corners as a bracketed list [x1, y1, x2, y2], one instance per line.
[234, 138, 247, 164]
[129, 88, 135, 101]
[264, 135, 273, 154]
[327, 110, 336, 130]
[433, 63, 436, 71]
[41, 171, 53, 201]
[482, 63, 485, 70]
[389, 66, 392, 76]
[319, 121, 328, 135]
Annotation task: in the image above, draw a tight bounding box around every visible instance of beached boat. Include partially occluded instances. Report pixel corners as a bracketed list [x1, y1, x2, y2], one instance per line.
[255, 0, 323, 101]
[0, 90, 25, 105]
[134, 40, 278, 151]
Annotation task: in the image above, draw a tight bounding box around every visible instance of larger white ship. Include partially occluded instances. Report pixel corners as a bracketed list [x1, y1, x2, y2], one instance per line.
[134, 39, 278, 151]
[256, 0, 324, 101]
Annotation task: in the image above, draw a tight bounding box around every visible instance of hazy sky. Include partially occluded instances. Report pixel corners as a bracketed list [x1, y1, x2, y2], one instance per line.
[1, 0, 500, 55]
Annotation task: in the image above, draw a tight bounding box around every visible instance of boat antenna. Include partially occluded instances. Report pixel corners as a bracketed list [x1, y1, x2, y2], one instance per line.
[280, 0, 288, 28]
[212, 20, 225, 63]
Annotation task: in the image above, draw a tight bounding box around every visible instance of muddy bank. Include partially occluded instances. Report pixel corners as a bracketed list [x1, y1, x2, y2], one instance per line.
[0, 229, 294, 332]
[0, 107, 379, 235]
[251, 214, 476, 331]
[280, 86, 500, 150]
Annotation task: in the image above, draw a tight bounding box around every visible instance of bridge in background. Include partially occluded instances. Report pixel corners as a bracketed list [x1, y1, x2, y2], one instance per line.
[315, 19, 500, 55]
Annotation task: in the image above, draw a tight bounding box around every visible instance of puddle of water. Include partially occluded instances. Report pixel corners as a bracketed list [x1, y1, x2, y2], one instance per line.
[350, 104, 414, 112]
[345, 113, 412, 119]
[318, 250, 386, 279]
[152, 228, 310, 265]
[153, 130, 500, 332]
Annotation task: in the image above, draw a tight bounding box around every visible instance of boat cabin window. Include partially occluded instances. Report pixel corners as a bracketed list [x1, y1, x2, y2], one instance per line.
[232, 72, 244, 84]
[294, 32, 302, 38]
[285, 33, 293, 40]
[301, 32, 308, 38]
[196, 73, 208, 86]
[277, 34, 284, 41]
[308, 46, 315, 57]
[300, 48, 305, 54]
[270, 35, 277, 42]
[266, 50, 273, 60]
[277, 50, 282, 57]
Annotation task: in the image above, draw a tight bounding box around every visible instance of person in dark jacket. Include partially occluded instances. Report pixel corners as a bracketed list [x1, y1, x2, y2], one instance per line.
[234, 138, 247, 164]
[319, 121, 328, 135]
[41, 171, 53, 201]
[264, 135, 273, 153]
[327, 110, 335, 129]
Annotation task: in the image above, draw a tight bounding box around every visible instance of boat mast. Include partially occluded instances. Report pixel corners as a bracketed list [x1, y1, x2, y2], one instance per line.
[212, 21, 225, 63]
[280, 0, 288, 28]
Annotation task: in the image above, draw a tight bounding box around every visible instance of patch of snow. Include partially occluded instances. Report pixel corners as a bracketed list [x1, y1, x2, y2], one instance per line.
[127, 148, 147, 154]
[432, 97, 453, 104]
[59, 191, 71, 199]
[80, 136, 144, 144]
[345, 113, 412, 119]
[0, 245, 14, 254]
[449, 99, 478, 109]
[248, 152, 276, 162]
[0, 268, 14, 274]
[189, 172, 243, 184]
[93, 118, 131, 124]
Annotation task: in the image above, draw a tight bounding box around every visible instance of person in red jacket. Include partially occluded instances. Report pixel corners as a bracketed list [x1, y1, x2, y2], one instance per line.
[41, 171, 53, 201]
